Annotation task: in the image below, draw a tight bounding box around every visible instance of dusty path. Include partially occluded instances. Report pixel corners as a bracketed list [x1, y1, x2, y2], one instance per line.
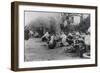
[24, 38, 81, 62]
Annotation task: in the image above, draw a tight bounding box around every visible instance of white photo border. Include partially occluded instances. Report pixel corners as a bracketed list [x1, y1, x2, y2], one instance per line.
[18, 5, 96, 68]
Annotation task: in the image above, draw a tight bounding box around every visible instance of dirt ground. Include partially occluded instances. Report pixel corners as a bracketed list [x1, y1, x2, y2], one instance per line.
[24, 38, 82, 62]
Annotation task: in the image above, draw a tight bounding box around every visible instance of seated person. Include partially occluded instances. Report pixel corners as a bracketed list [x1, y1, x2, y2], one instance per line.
[66, 33, 73, 45]
[48, 34, 56, 49]
[34, 32, 39, 38]
[60, 32, 67, 46]
[41, 32, 50, 42]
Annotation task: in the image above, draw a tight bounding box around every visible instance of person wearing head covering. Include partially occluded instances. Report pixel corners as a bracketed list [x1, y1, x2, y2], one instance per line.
[48, 34, 56, 49]
[60, 32, 67, 46]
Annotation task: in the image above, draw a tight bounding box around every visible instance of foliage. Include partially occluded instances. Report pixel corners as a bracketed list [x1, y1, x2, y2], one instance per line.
[78, 16, 90, 33]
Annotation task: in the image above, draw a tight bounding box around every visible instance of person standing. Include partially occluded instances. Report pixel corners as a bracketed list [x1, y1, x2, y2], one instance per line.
[85, 32, 90, 52]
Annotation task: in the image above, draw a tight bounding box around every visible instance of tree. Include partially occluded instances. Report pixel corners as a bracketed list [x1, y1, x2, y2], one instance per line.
[78, 16, 90, 32]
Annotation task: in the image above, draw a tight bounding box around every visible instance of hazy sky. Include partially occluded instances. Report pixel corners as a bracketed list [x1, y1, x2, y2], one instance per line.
[24, 11, 60, 26]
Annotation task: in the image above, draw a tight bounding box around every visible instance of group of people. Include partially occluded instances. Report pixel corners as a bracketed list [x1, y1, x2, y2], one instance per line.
[25, 29, 40, 40]
[41, 31, 68, 48]
[25, 28, 90, 58]
[41, 31, 90, 58]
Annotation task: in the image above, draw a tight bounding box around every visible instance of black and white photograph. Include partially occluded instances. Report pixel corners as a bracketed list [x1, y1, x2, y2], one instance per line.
[11, 2, 97, 71]
[24, 11, 91, 61]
